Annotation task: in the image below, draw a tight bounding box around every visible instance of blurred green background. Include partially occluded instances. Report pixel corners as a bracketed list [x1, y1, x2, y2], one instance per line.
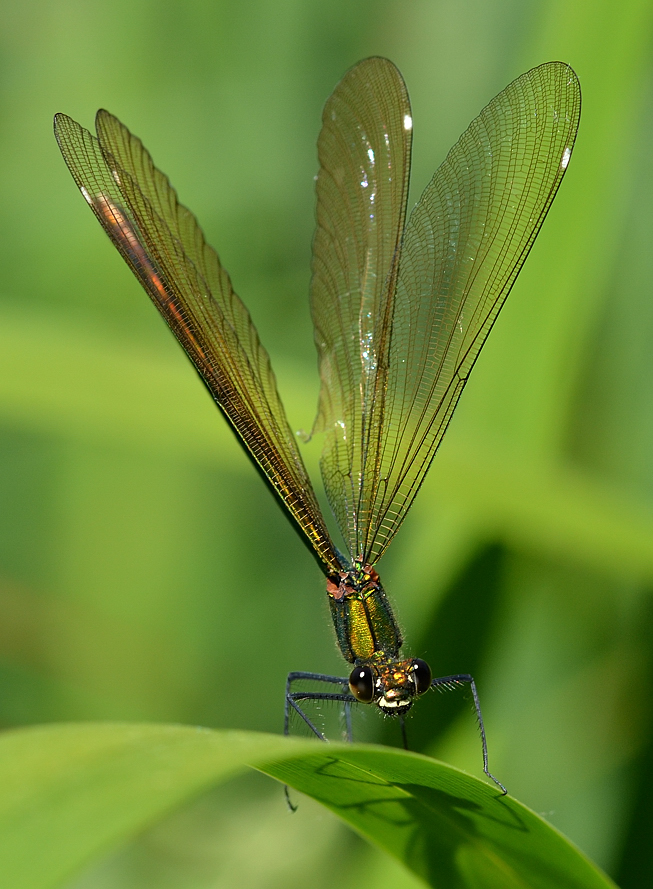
[1, 0, 652, 886]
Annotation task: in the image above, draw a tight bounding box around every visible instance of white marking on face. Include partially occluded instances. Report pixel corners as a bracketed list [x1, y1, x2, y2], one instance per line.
[378, 697, 410, 710]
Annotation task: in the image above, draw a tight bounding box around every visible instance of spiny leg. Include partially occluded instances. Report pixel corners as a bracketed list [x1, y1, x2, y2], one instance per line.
[284, 671, 355, 810]
[285, 671, 353, 739]
[432, 673, 507, 795]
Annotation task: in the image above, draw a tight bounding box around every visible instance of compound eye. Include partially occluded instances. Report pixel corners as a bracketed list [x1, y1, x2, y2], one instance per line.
[411, 659, 432, 695]
[349, 664, 375, 703]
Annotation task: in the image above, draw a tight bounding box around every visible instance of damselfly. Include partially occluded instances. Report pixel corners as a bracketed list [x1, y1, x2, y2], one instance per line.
[54, 58, 581, 795]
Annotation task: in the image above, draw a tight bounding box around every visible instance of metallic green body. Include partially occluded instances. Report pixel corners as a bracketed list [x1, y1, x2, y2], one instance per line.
[327, 566, 402, 664]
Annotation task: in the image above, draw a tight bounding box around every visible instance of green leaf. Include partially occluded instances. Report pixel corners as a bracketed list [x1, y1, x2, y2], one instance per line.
[0, 723, 615, 889]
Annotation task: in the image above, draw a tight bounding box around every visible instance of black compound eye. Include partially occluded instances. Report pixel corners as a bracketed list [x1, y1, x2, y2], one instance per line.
[349, 664, 375, 702]
[411, 659, 432, 695]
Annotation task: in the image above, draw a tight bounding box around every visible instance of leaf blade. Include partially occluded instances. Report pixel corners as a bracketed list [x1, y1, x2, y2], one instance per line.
[0, 723, 615, 889]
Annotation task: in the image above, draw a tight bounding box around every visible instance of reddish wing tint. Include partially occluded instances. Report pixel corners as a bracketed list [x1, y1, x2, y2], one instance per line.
[54, 110, 341, 575]
[54, 59, 581, 577]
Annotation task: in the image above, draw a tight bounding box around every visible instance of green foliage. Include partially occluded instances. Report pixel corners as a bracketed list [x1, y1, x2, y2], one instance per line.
[0, 724, 615, 889]
[0, 0, 652, 886]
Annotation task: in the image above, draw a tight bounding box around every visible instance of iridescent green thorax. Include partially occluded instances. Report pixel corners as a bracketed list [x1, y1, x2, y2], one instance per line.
[326, 564, 402, 664]
[327, 564, 431, 714]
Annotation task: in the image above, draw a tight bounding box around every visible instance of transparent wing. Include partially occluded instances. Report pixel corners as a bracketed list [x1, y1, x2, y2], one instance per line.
[310, 57, 412, 560]
[54, 110, 341, 575]
[312, 60, 581, 564]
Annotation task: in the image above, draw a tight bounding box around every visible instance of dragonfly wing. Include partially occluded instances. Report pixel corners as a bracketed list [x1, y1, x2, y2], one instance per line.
[310, 57, 413, 561]
[54, 110, 341, 574]
[361, 61, 582, 563]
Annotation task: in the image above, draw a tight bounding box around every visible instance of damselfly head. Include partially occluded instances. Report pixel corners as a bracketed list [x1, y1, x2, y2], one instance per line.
[349, 657, 432, 713]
